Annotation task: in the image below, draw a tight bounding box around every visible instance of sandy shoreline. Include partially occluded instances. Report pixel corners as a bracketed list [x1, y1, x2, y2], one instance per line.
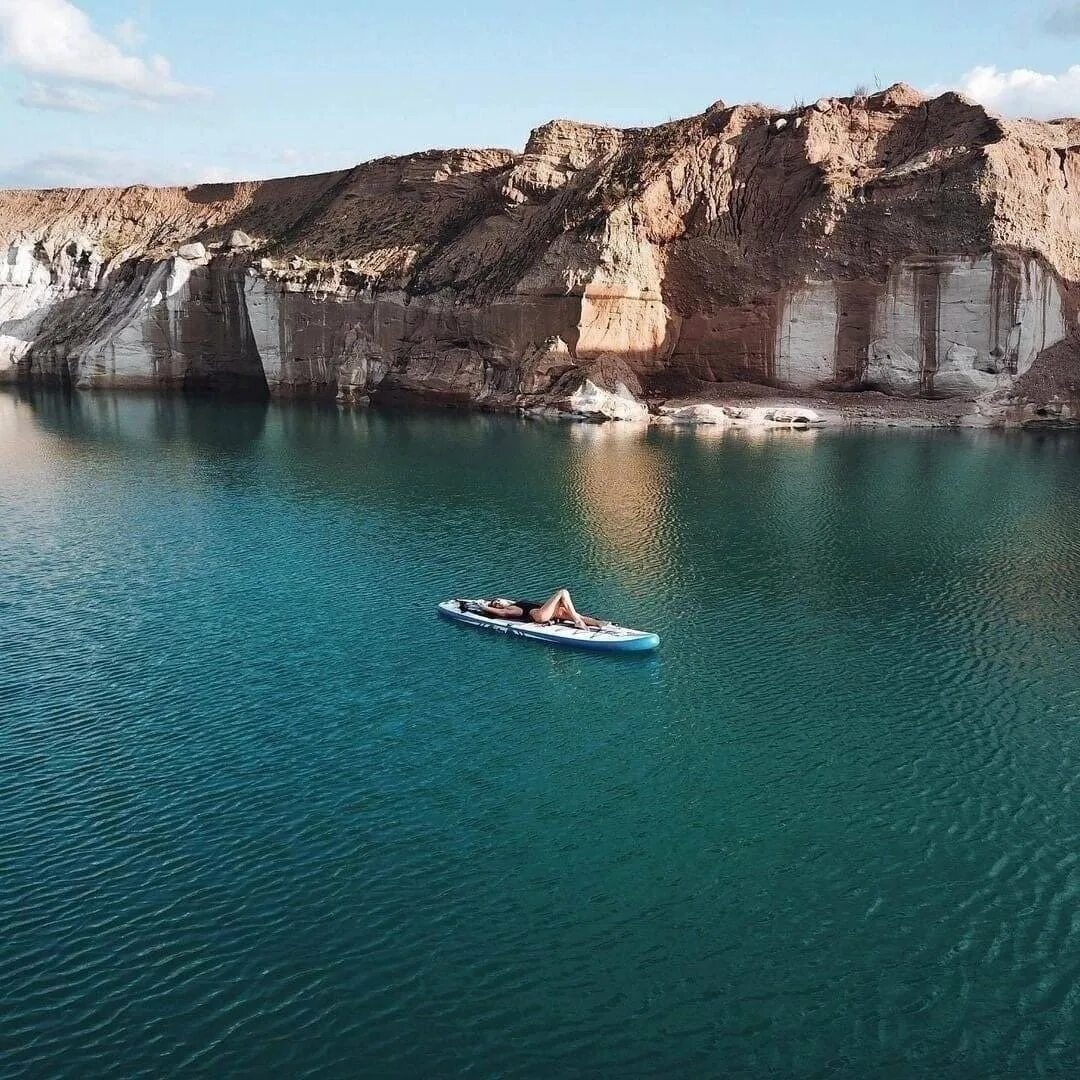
[644, 381, 1078, 429]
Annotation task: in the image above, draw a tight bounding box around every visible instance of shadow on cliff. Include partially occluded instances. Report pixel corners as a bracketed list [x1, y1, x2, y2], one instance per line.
[18, 260, 273, 402]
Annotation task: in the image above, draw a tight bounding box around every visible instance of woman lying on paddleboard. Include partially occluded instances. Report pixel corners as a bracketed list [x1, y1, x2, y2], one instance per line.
[478, 590, 603, 630]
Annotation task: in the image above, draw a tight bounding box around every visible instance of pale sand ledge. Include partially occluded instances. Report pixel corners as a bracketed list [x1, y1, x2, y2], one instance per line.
[521, 377, 1079, 429]
[649, 383, 1079, 429]
[527, 399, 979, 430]
[646, 389, 976, 429]
[642, 397, 1069, 430]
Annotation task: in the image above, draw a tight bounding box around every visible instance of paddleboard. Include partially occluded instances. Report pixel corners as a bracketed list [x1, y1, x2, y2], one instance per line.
[438, 599, 660, 653]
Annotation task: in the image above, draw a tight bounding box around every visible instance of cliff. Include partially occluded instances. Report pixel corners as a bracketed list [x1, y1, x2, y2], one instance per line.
[2, 83, 1080, 424]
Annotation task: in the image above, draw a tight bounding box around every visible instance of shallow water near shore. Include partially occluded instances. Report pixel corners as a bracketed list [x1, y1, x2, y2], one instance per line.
[4, 388, 1080, 1077]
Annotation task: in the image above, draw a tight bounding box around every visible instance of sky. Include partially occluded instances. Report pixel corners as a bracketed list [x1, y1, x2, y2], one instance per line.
[1, 0, 1080, 188]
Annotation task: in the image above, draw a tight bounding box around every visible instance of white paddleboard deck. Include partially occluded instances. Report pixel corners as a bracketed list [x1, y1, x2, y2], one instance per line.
[437, 599, 660, 653]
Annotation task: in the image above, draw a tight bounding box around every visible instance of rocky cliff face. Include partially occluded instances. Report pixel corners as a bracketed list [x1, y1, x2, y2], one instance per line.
[2, 84, 1080, 423]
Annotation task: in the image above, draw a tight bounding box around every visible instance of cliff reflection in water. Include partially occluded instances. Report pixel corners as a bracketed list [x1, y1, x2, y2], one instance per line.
[11, 385, 269, 450]
[4, 389, 1078, 643]
[565, 422, 674, 587]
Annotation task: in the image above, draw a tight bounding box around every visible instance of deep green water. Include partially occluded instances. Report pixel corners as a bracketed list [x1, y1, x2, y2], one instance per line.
[3, 389, 1080, 1078]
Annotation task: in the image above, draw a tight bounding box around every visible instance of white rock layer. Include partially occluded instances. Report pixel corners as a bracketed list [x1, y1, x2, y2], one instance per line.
[2, 242, 1072, 424]
[775, 254, 1067, 396]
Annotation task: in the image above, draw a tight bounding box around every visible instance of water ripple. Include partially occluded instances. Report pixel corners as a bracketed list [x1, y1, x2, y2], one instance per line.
[3, 393, 1080, 1077]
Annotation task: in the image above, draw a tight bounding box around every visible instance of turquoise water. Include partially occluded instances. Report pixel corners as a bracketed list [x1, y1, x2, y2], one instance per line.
[4, 389, 1080, 1078]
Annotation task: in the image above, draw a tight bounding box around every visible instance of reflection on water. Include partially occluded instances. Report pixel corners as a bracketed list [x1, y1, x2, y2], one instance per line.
[566, 422, 673, 584]
[5, 389, 1080, 1079]
[669, 421, 823, 445]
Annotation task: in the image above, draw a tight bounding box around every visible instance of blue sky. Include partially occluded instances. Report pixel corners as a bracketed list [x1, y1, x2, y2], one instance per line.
[1, 0, 1079, 188]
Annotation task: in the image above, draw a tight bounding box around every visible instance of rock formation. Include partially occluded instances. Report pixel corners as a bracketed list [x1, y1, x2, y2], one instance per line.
[2, 83, 1079, 423]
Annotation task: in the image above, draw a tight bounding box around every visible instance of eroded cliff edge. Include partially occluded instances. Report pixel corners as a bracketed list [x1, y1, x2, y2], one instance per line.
[3, 83, 1080, 424]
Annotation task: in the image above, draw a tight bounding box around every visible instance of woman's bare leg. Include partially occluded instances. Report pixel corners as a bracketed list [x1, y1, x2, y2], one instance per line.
[530, 590, 570, 623]
[555, 591, 601, 629]
[530, 590, 604, 628]
[558, 604, 603, 628]
[568, 609, 604, 628]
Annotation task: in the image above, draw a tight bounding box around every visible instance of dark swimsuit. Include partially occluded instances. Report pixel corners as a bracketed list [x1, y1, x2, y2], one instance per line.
[512, 600, 540, 621]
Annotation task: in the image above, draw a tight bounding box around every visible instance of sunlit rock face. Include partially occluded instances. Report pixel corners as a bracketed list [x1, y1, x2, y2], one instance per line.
[2, 85, 1080, 419]
[770, 254, 1068, 397]
[864, 255, 1068, 397]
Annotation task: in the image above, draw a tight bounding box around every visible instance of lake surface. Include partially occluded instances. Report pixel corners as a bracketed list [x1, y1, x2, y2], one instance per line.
[3, 389, 1080, 1078]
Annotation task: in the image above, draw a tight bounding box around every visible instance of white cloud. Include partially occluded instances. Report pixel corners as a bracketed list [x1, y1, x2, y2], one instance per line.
[0, 150, 182, 188]
[950, 65, 1080, 119]
[17, 80, 101, 113]
[0, 0, 205, 108]
[112, 18, 143, 49]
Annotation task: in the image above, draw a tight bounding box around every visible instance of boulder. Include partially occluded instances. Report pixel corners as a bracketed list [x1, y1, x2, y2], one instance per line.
[226, 229, 253, 250]
[934, 343, 998, 396]
[536, 360, 649, 421]
[764, 407, 823, 426]
[177, 242, 207, 261]
[562, 379, 649, 421]
[1025, 401, 1078, 425]
[865, 339, 921, 396]
[874, 83, 926, 109]
[655, 403, 731, 425]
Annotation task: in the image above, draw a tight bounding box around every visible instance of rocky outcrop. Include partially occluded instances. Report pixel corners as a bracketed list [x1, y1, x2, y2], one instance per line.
[2, 85, 1080, 423]
[655, 403, 823, 427]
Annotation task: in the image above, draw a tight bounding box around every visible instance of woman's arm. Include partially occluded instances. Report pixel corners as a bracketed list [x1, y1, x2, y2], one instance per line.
[478, 602, 524, 619]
